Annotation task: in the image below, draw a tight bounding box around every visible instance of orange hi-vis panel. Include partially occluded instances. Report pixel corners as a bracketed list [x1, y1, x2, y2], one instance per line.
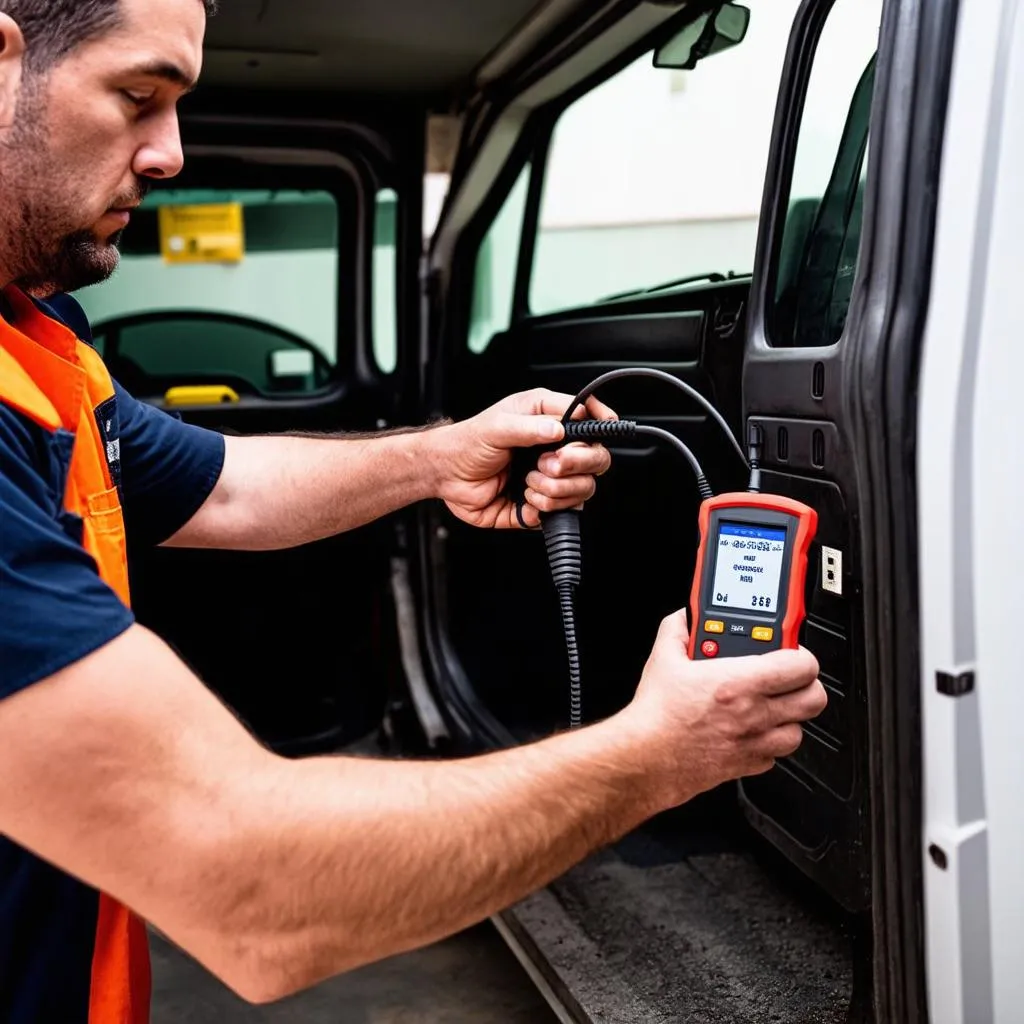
[0, 285, 151, 1024]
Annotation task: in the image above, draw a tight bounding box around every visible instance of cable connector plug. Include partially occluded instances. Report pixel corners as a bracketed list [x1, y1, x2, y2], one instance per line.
[747, 422, 763, 493]
[542, 508, 583, 589]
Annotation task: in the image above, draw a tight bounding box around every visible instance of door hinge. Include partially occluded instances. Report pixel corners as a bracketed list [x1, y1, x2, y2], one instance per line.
[936, 670, 975, 697]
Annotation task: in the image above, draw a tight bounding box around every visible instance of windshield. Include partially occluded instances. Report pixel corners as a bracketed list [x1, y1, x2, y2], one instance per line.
[528, 2, 806, 316]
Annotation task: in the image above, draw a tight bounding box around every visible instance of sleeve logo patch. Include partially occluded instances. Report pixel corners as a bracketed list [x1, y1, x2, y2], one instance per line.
[94, 396, 122, 495]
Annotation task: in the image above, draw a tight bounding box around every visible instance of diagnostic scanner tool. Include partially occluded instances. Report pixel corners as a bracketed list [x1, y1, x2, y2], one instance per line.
[688, 493, 818, 660]
[510, 367, 823, 727]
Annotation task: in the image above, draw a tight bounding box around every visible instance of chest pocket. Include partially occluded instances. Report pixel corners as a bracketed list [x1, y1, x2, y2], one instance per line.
[83, 485, 130, 605]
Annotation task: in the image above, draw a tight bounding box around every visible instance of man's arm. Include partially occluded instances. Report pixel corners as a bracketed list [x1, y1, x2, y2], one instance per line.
[0, 614, 825, 1005]
[164, 427, 445, 551]
[164, 389, 616, 551]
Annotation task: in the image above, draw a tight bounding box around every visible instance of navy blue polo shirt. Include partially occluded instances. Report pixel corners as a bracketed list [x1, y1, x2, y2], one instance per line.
[0, 291, 226, 1021]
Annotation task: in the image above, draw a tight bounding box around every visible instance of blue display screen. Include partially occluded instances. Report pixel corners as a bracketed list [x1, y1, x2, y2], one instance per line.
[711, 522, 787, 612]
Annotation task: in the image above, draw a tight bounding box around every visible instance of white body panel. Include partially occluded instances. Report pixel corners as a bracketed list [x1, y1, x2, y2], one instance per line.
[918, 1, 1024, 1019]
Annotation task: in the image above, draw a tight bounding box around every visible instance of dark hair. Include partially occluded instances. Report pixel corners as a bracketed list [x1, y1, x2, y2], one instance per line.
[0, 0, 217, 70]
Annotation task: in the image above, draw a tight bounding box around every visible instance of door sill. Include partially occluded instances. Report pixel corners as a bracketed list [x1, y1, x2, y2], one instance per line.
[492, 902, 591, 1024]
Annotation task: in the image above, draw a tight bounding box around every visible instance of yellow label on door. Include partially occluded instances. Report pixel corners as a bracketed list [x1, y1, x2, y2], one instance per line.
[158, 203, 245, 264]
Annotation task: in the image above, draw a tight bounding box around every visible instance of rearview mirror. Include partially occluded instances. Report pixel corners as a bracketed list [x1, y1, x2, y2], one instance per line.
[654, 3, 750, 71]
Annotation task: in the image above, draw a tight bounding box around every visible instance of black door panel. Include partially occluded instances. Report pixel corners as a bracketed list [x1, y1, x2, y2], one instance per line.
[732, 436, 869, 913]
[128, 393, 400, 757]
[132, 535, 396, 756]
[726, 4, 882, 916]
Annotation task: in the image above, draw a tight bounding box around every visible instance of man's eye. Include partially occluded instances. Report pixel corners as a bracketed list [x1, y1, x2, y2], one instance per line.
[121, 90, 153, 106]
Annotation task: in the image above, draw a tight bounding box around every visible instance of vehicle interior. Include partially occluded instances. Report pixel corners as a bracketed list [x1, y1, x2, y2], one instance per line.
[76, 0, 952, 1019]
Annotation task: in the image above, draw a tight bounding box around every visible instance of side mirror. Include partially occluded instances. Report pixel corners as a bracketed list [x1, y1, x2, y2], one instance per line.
[654, 3, 750, 71]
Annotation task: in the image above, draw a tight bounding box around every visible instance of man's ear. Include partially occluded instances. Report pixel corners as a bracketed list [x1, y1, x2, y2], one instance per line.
[0, 14, 27, 129]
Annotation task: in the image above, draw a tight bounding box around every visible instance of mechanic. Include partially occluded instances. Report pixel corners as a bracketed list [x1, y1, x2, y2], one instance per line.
[0, 0, 828, 1020]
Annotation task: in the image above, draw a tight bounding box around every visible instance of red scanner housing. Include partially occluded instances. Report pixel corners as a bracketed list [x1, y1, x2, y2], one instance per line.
[687, 492, 818, 660]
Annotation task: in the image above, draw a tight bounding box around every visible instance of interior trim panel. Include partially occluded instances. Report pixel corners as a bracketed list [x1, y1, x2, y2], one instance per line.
[521, 310, 705, 365]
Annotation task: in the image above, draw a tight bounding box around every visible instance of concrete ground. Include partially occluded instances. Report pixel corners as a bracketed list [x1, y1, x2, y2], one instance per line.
[150, 924, 558, 1023]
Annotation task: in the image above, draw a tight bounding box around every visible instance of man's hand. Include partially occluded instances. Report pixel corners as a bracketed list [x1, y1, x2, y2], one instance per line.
[433, 388, 618, 530]
[621, 609, 828, 810]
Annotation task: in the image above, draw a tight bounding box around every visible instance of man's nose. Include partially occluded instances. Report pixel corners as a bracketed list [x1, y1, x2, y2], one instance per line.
[133, 111, 185, 180]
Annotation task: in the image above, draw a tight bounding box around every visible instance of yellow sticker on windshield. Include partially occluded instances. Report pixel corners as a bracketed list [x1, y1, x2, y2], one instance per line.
[158, 202, 245, 264]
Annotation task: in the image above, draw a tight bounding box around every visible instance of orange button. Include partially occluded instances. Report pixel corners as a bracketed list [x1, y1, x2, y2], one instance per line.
[752, 627, 775, 642]
[704, 620, 725, 634]
[701, 640, 720, 658]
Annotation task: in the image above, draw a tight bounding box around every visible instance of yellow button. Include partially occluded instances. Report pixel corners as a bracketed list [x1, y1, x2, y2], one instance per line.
[752, 627, 775, 643]
[704, 620, 725, 634]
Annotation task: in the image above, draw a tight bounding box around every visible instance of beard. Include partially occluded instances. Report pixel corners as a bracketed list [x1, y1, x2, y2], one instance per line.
[0, 82, 147, 297]
[19, 226, 126, 298]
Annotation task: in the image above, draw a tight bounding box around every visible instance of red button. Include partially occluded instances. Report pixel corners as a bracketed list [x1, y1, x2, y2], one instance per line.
[701, 640, 720, 658]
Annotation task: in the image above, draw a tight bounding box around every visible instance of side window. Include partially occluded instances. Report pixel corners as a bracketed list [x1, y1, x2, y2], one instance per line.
[769, 0, 884, 347]
[468, 165, 530, 354]
[374, 188, 399, 374]
[78, 188, 340, 397]
[529, 4, 804, 316]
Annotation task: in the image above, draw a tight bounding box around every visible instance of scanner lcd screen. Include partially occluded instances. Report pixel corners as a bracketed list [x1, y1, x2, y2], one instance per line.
[711, 522, 787, 612]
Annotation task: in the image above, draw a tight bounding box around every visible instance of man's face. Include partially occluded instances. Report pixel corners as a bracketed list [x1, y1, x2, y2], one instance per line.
[0, 0, 205, 295]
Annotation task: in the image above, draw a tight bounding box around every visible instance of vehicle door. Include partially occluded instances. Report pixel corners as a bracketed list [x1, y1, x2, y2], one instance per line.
[422, 0, 956, 1019]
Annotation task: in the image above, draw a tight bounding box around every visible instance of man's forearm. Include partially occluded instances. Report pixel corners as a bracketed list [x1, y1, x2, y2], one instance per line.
[0, 624, 670, 1005]
[196, 715, 666, 1001]
[171, 428, 448, 550]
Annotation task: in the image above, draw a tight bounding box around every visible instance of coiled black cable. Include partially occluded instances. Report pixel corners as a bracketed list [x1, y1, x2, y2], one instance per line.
[561, 367, 748, 468]
[542, 511, 584, 728]
[560, 587, 581, 725]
